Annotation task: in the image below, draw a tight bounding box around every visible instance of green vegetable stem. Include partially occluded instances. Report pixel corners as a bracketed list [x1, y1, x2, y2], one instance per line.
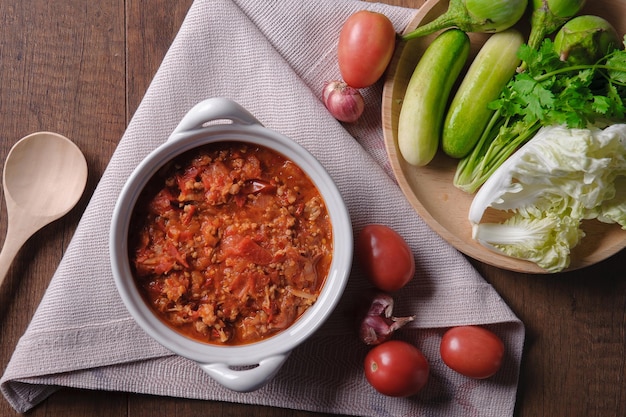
[454, 36, 626, 194]
[520, 0, 587, 70]
[527, 0, 587, 49]
[401, 0, 528, 41]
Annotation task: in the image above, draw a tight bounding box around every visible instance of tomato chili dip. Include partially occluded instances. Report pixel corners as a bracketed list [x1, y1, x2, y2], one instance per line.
[128, 141, 333, 345]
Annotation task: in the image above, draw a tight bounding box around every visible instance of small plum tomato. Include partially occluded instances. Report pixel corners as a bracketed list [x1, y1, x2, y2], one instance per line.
[364, 340, 429, 397]
[357, 224, 415, 292]
[440, 326, 505, 379]
[337, 10, 396, 88]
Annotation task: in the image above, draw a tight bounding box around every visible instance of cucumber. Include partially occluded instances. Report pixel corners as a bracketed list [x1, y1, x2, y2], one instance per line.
[442, 29, 524, 159]
[398, 28, 470, 167]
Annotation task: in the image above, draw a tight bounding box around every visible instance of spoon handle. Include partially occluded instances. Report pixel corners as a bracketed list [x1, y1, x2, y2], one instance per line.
[0, 196, 54, 290]
[0, 222, 32, 290]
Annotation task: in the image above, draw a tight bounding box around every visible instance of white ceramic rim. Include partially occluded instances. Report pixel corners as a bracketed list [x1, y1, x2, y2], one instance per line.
[110, 120, 353, 367]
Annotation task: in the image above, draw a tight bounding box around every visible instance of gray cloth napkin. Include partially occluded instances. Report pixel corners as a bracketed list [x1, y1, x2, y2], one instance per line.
[1, 0, 525, 415]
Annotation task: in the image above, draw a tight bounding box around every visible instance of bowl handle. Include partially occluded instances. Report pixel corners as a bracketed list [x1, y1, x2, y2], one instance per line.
[197, 353, 289, 392]
[171, 98, 261, 138]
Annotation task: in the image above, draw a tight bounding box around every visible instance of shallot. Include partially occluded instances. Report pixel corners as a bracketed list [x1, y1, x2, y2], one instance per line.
[359, 291, 414, 345]
[322, 80, 365, 123]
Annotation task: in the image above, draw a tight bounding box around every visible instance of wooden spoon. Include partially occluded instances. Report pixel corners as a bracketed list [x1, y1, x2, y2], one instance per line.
[0, 132, 88, 287]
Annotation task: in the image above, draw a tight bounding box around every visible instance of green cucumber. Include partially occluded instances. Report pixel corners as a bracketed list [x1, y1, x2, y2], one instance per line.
[442, 29, 524, 159]
[398, 28, 470, 167]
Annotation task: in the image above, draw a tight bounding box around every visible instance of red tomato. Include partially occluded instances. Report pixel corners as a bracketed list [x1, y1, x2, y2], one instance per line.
[357, 224, 415, 292]
[338, 11, 396, 88]
[364, 340, 429, 397]
[440, 326, 505, 379]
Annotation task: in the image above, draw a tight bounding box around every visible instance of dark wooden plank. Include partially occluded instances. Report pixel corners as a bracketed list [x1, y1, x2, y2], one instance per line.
[125, 0, 194, 118]
[0, 0, 125, 416]
[43, 389, 127, 417]
[478, 257, 626, 417]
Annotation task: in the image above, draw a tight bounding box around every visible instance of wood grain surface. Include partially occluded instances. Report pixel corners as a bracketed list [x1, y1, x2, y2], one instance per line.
[0, 0, 624, 416]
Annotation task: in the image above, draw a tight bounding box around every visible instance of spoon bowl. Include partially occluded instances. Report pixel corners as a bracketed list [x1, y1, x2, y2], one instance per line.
[0, 132, 88, 287]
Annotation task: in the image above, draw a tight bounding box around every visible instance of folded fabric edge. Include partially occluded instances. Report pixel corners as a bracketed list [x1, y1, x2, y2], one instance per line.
[0, 381, 59, 414]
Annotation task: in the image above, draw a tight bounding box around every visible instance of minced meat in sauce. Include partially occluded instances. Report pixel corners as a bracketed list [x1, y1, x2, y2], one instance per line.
[128, 141, 333, 345]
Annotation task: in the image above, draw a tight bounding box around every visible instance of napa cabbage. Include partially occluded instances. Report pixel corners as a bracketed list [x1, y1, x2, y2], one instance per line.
[469, 124, 626, 272]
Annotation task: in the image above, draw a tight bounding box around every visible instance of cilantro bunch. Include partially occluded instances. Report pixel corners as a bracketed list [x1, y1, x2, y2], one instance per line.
[454, 37, 626, 194]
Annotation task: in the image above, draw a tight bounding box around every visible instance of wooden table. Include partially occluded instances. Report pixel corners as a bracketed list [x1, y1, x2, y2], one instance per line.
[0, 0, 624, 416]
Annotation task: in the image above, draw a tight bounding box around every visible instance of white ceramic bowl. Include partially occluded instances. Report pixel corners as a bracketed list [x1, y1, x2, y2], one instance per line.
[110, 98, 352, 392]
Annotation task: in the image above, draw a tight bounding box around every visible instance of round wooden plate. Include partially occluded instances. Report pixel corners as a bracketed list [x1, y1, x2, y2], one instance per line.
[382, 0, 626, 273]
